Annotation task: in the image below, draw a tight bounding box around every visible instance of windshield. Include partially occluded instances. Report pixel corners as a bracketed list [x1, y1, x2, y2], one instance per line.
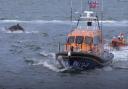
[84, 36, 93, 44]
[67, 36, 75, 43]
[93, 36, 100, 45]
[76, 36, 84, 44]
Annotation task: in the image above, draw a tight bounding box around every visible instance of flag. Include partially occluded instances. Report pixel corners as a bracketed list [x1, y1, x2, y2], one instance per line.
[88, 1, 98, 9]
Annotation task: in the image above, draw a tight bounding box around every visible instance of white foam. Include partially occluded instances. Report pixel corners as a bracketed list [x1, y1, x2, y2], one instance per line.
[104, 44, 128, 62]
[6, 30, 24, 33]
[112, 47, 128, 61]
[39, 51, 49, 57]
[102, 66, 113, 71]
[0, 19, 128, 26]
[113, 61, 128, 69]
[42, 59, 69, 72]
[39, 51, 55, 58]
[0, 20, 69, 24]
[102, 20, 128, 26]
[25, 31, 39, 34]
[110, 46, 128, 69]
[40, 48, 128, 71]
[28, 51, 67, 72]
[4, 30, 39, 34]
[43, 61, 60, 72]
[31, 60, 44, 66]
[0, 27, 39, 34]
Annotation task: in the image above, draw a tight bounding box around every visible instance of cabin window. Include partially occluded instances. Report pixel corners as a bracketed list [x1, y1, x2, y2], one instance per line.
[84, 36, 93, 44]
[76, 36, 84, 44]
[93, 36, 100, 45]
[67, 36, 75, 43]
[87, 22, 92, 26]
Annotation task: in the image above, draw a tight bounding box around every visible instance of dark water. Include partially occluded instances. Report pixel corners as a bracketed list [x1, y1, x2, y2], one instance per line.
[0, 0, 128, 89]
[0, 0, 128, 20]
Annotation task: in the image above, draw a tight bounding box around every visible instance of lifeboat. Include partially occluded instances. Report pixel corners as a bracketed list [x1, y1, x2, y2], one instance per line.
[110, 33, 128, 50]
[56, 11, 114, 70]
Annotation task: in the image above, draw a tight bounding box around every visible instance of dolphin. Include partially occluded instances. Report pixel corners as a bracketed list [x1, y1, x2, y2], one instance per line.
[8, 24, 24, 32]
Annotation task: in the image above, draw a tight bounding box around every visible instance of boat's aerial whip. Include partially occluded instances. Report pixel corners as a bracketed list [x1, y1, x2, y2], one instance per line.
[70, 0, 73, 25]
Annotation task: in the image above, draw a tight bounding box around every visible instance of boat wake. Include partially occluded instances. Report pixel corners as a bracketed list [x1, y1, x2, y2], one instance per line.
[43, 60, 69, 72]
[24, 51, 68, 72]
[0, 20, 128, 26]
[24, 47, 128, 72]
[39, 51, 69, 72]
[111, 46, 128, 69]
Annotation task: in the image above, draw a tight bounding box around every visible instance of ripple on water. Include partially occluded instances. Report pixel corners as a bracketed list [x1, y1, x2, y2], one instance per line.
[111, 47, 128, 69]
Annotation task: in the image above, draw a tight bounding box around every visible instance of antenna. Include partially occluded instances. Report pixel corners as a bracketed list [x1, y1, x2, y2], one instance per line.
[96, 15, 101, 30]
[76, 0, 83, 28]
[76, 14, 82, 28]
[81, 0, 83, 13]
[101, 0, 103, 31]
[70, 0, 73, 28]
[100, 0, 104, 44]
[70, 0, 73, 21]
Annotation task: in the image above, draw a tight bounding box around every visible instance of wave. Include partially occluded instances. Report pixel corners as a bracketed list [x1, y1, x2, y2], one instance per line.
[1, 27, 39, 34]
[104, 44, 128, 69]
[24, 47, 128, 72]
[37, 49, 128, 72]
[31, 49, 128, 72]
[39, 51, 55, 58]
[24, 51, 67, 72]
[112, 47, 128, 61]
[0, 19, 128, 26]
[43, 60, 68, 72]
[0, 20, 67, 24]
[4, 30, 39, 34]
[24, 51, 68, 72]
[111, 46, 128, 69]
